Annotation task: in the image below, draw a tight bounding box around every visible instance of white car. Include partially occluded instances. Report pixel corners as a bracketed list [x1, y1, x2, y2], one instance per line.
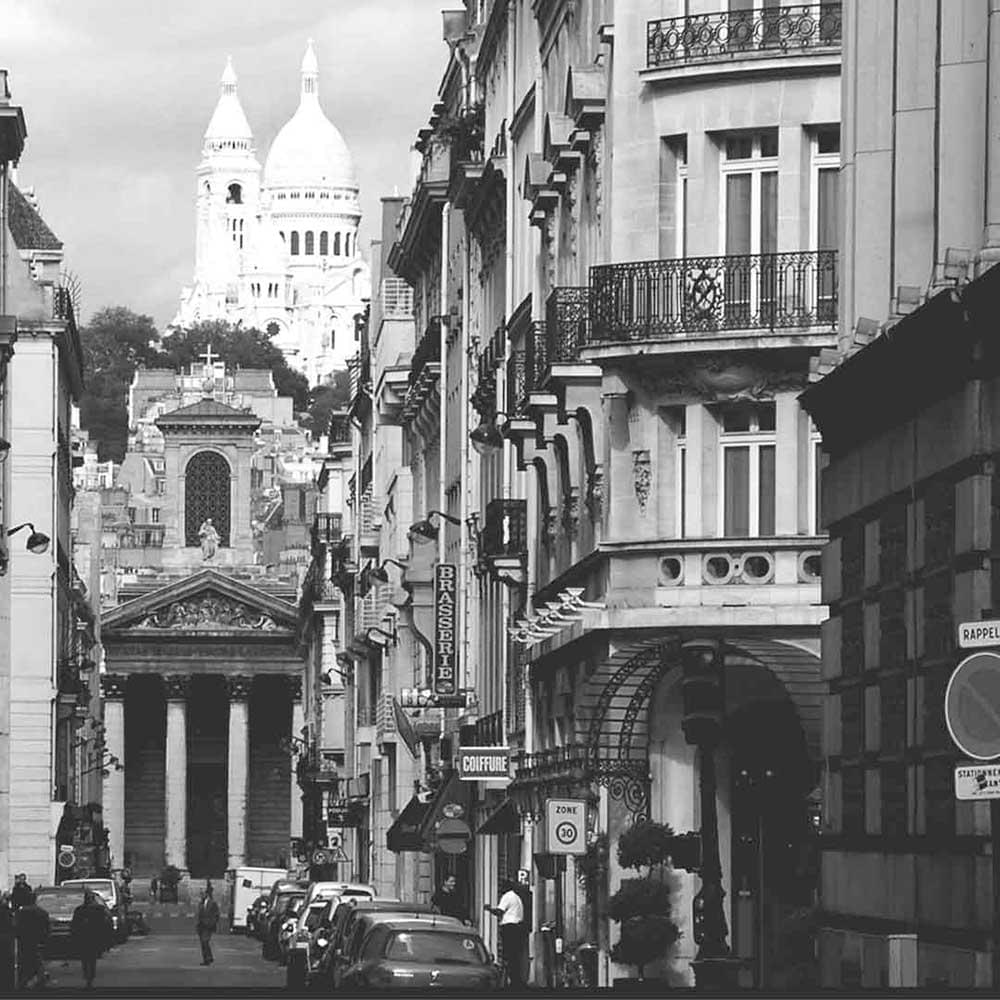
[302, 881, 375, 909]
[58, 878, 128, 943]
[285, 898, 330, 985]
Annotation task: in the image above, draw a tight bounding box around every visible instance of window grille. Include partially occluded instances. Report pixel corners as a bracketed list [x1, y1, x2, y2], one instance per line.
[184, 451, 231, 547]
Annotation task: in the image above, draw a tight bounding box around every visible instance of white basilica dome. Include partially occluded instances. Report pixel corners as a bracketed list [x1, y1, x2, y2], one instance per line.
[263, 40, 357, 192]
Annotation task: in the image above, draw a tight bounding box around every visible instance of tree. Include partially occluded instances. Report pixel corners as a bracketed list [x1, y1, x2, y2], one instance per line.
[606, 820, 681, 981]
[151, 321, 310, 412]
[303, 368, 351, 436]
[78, 307, 161, 462]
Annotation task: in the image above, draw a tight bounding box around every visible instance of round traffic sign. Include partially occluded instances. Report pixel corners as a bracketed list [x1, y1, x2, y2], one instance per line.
[945, 652, 1000, 760]
[555, 821, 578, 846]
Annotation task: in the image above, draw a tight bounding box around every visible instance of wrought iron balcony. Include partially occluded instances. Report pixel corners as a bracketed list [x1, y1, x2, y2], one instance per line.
[545, 287, 591, 364]
[408, 316, 443, 388]
[328, 411, 351, 445]
[472, 325, 505, 419]
[513, 744, 594, 783]
[481, 499, 527, 561]
[507, 322, 548, 415]
[311, 513, 343, 556]
[589, 250, 837, 345]
[647, 3, 842, 69]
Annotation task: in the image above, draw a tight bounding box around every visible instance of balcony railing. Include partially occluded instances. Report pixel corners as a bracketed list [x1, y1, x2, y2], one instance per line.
[589, 250, 837, 345]
[481, 499, 528, 560]
[409, 316, 443, 387]
[328, 411, 351, 445]
[647, 3, 842, 68]
[513, 744, 594, 782]
[311, 513, 343, 557]
[545, 287, 591, 365]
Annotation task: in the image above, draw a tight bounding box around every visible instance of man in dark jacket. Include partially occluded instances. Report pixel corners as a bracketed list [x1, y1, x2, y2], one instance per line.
[71, 890, 112, 990]
[430, 875, 468, 922]
[195, 882, 220, 966]
[14, 892, 50, 989]
[9, 874, 32, 912]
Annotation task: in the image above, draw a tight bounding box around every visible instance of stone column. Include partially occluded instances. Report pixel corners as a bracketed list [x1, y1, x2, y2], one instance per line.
[163, 674, 190, 871]
[226, 675, 252, 870]
[100, 674, 127, 870]
[984, 0, 1000, 255]
[290, 676, 304, 841]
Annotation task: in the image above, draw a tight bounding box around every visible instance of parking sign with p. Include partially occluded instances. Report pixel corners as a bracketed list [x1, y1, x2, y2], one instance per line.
[546, 798, 586, 855]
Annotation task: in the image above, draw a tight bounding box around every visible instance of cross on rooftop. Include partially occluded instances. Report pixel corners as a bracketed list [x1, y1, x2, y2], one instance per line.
[199, 343, 219, 369]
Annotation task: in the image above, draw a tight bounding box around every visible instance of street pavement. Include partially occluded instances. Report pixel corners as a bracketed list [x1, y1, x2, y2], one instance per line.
[36, 897, 286, 994]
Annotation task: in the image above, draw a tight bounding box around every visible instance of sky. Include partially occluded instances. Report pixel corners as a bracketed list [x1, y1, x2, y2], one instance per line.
[3, 0, 450, 331]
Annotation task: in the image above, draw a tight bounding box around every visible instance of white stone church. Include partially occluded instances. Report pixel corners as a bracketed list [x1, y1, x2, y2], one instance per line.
[172, 41, 370, 386]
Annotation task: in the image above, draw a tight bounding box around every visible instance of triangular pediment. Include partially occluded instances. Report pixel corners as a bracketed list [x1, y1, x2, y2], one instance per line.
[102, 569, 299, 636]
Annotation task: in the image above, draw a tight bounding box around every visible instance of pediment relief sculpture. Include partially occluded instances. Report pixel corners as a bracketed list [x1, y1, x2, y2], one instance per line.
[136, 592, 280, 631]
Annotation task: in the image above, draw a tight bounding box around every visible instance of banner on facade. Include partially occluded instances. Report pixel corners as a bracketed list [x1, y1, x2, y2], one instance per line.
[433, 563, 459, 695]
[456, 745, 510, 782]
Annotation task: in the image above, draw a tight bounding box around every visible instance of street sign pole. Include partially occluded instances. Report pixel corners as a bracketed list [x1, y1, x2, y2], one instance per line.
[954, 615, 1000, 989]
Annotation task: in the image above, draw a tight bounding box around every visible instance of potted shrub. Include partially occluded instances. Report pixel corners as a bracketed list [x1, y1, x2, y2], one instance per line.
[158, 864, 182, 903]
[606, 820, 681, 988]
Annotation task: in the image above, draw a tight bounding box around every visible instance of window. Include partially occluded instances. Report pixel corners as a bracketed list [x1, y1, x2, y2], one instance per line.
[333, 232, 341, 256]
[305, 232, 315, 255]
[230, 217, 244, 249]
[808, 431, 825, 534]
[226, 183, 242, 205]
[151, 508, 160, 524]
[320, 231, 329, 255]
[722, 130, 778, 324]
[717, 402, 776, 536]
[298, 489, 307, 521]
[345, 233, 352, 256]
[659, 136, 687, 258]
[812, 126, 840, 322]
[290, 232, 300, 256]
[184, 451, 231, 547]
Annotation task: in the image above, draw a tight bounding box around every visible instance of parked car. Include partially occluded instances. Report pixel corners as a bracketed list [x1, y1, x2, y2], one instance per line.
[302, 881, 375, 910]
[339, 918, 501, 991]
[276, 896, 307, 966]
[246, 894, 270, 940]
[33, 886, 114, 959]
[58, 878, 129, 944]
[262, 889, 307, 960]
[284, 898, 331, 987]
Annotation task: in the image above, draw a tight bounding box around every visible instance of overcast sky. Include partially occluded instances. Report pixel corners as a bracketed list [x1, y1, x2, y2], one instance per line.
[4, 0, 449, 331]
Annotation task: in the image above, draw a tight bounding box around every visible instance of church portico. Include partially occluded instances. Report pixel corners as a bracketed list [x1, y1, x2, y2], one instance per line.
[101, 569, 305, 877]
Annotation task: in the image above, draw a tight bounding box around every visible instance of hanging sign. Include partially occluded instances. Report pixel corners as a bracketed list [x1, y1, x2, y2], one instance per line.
[434, 563, 459, 695]
[456, 746, 511, 782]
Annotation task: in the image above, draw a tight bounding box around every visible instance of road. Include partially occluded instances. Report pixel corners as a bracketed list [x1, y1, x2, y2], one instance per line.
[35, 896, 286, 994]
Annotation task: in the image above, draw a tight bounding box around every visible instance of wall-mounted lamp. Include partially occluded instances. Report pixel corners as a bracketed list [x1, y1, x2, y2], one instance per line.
[469, 412, 509, 456]
[7, 522, 50, 555]
[370, 558, 408, 584]
[365, 623, 398, 648]
[0, 438, 10, 462]
[409, 510, 462, 544]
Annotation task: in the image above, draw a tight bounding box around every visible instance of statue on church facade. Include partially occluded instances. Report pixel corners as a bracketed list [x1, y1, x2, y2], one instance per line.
[198, 519, 220, 560]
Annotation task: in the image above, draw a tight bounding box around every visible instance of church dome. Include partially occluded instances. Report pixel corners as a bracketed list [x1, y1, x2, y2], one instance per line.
[204, 57, 253, 145]
[263, 41, 357, 191]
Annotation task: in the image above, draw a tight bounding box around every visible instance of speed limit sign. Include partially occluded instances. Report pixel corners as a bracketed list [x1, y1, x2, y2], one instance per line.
[546, 799, 586, 855]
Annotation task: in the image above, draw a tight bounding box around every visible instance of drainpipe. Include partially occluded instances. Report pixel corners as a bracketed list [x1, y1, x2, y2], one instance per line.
[439, 201, 450, 749]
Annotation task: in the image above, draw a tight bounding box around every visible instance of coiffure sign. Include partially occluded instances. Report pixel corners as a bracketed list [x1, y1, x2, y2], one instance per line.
[434, 563, 459, 695]
[457, 746, 511, 782]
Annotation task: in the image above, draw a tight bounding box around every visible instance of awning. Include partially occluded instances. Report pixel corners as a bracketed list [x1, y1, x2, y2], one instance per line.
[475, 798, 520, 836]
[386, 795, 430, 854]
[393, 698, 420, 758]
[419, 771, 473, 854]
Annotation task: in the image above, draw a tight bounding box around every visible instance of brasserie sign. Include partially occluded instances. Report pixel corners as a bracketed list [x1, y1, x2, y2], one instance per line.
[434, 563, 459, 695]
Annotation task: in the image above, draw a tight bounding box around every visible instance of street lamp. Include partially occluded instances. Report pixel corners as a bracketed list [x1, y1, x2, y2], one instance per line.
[408, 510, 461, 544]
[370, 558, 408, 583]
[469, 412, 509, 455]
[7, 522, 50, 554]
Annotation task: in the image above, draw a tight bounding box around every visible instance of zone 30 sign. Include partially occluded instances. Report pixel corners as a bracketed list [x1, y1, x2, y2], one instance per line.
[546, 798, 586, 856]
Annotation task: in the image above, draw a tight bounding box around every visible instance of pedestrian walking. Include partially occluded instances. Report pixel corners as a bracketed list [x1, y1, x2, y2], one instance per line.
[150, 876, 159, 902]
[14, 891, 50, 990]
[484, 878, 526, 989]
[71, 890, 112, 990]
[0, 893, 15, 991]
[10, 873, 32, 912]
[195, 881, 219, 966]
[430, 874, 468, 922]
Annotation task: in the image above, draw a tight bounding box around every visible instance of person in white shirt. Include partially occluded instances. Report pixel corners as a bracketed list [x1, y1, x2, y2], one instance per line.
[484, 879, 526, 988]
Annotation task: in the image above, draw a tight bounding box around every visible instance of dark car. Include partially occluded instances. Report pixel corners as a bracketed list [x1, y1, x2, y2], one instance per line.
[339, 918, 501, 991]
[246, 894, 270, 940]
[33, 887, 113, 959]
[262, 889, 307, 960]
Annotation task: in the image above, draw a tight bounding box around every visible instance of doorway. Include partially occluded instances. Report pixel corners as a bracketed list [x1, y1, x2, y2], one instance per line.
[186, 676, 229, 877]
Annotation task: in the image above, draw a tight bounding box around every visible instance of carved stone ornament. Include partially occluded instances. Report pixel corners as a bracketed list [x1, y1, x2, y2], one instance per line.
[163, 674, 192, 701]
[543, 506, 560, 548]
[287, 675, 304, 701]
[561, 488, 581, 540]
[136, 593, 279, 631]
[633, 450, 652, 515]
[226, 674, 253, 701]
[100, 674, 127, 700]
[585, 465, 605, 521]
[635, 356, 808, 403]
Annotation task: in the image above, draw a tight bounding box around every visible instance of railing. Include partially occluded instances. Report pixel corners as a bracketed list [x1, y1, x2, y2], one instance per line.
[381, 277, 414, 319]
[647, 3, 842, 68]
[514, 744, 593, 782]
[53, 285, 76, 324]
[468, 709, 504, 747]
[545, 287, 591, 364]
[481, 499, 528, 560]
[328, 411, 351, 445]
[472, 325, 505, 419]
[589, 250, 837, 345]
[507, 346, 528, 415]
[409, 316, 443, 387]
[311, 513, 343, 556]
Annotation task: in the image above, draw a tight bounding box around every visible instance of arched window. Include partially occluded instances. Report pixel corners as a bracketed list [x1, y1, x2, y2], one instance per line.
[344, 233, 351, 257]
[319, 231, 329, 255]
[290, 232, 300, 255]
[226, 183, 242, 205]
[184, 451, 231, 548]
[333, 232, 341, 256]
[305, 232, 315, 255]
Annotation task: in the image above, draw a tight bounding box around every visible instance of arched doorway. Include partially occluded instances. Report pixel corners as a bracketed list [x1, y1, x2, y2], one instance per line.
[185, 451, 231, 548]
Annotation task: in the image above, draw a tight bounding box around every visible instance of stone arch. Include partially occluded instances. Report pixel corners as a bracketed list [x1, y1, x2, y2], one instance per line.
[184, 450, 231, 547]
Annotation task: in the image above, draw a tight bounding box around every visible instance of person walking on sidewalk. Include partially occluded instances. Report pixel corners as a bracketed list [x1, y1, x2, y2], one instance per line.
[10, 874, 32, 912]
[484, 879, 526, 990]
[71, 890, 112, 990]
[14, 892, 50, 989]
[195, 882, 220, 966]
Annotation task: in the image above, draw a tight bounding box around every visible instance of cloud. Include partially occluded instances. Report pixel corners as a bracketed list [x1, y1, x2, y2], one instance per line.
[5, 0, 449, 330]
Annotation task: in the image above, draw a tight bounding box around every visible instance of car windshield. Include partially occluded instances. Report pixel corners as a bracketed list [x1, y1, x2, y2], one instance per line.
[384, 931, 488, 966]
[275, 892, 303, 911]
[62, 881, 114, 898]
[35, 893, 84, 917]
[304, 906, 326, 931]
